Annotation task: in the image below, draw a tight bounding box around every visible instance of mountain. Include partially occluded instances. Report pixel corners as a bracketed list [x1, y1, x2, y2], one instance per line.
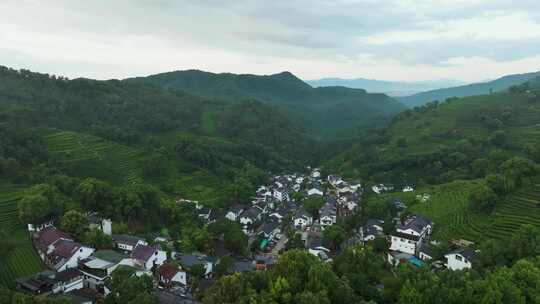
[126, 70, 406, 138]
[326, 79, 540, 185]
[307, 77, 465, 97]
[0, 66, 317, 202]
[397, 71, 540, 107]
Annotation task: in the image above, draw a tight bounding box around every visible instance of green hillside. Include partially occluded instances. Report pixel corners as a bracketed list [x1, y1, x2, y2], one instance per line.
[0, 185, 44, 288]
[0, 66, 317, 183]
[327, 84, 540, 185]
[126, 70, 406, 138]
[398, 71, 540, 107]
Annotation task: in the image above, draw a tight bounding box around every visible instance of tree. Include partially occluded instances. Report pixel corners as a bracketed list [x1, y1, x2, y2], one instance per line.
[485, 174, 510, 196]
[398, 280, 424, 304]
[228, 176, 253, 203]
[322, 225, 346, 250]
[469, 183, 498, 213]
[373, 236, 389, 253]
[190, 264, 206, 280]
[508, 225, 540, 262]
[224, 225, 248, 255]
[499, 157, 538, 188]
[76, 178, 115, 215]
[106, 266, 158, 304]
[304, 196, 325, 218]
[60, 210, 88, 239]
[84, 229, 113, 249]
[396, 137, 408, 148]
[0, 230, 15, 260]
[142, 156, 170, 178]
[286, 233, 305, 250]
[489, 130, 509, 147]
[471, 158, 489, 177]
[18, 184, 64, 224]
[474, 239, 509, 270]
[215, 256, 234, 277]
[291, 191, 305, 202]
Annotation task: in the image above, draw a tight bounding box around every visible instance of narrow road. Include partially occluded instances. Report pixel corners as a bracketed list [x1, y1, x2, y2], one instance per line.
[270, 236, 288, 256]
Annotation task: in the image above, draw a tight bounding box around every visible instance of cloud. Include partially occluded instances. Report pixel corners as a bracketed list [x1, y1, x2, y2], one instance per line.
[359, 11, 540, 45]
[0, 0, 539, 82]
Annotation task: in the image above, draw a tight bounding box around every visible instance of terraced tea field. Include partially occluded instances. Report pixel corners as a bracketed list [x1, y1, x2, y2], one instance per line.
[0, 186, 44, 288]
[487, 185, 540, 240]
[412, 181, 540, 243]
[44, 130, 152, 185]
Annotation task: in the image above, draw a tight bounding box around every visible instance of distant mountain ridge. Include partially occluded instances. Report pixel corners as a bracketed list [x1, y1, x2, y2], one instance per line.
[126, 70, 406, 138]
[307, 77, 466, 97]
[397, 71, 540, 107]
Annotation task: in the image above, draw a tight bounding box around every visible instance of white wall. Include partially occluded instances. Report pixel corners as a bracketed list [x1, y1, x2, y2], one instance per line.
[172, 271, 187, 286]
[389, 236, 416, 255]
[240, 217, 254, 226]
[225, 212, 237, 221]
[446, 254, 472, 271]
[101, 219, 112, 236]
[58, 247, 95, 272]
[144, 250, 167, 271]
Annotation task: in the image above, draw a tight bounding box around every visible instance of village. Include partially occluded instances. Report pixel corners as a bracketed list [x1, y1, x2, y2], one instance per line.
[14, 168, 476, 304]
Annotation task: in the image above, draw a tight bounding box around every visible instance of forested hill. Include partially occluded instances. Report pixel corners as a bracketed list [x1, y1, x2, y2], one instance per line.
[398, 71, 540, 108]
[125, 70, 406, 138]
[326, 80, 540, 185]
[0, 66, 317, 203]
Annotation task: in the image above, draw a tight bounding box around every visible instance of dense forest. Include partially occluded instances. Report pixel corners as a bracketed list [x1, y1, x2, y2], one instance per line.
[126, 70, 406, 138]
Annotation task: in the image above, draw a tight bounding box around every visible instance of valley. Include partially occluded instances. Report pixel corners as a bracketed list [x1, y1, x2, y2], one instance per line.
[1, 65, 540, 303]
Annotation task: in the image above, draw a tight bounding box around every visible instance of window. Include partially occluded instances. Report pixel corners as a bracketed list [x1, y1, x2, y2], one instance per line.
[455, 255, 462, 261]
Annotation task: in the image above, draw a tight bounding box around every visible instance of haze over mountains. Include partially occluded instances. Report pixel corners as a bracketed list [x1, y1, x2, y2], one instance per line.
[397, 71, 540, 107]
[307, 78, 466, 97]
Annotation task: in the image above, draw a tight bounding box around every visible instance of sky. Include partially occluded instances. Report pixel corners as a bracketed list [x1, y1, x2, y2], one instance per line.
[1, 0, 540, 82]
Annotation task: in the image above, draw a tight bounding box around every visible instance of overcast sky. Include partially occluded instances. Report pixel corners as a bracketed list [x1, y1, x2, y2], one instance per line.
[1, 0, 539, 82]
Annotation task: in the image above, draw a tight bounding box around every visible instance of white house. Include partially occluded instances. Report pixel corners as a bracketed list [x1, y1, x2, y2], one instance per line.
[327, 175, 343, 187]
[79, 250, 130, 293]
[419, 244, 434, 261]
[273, 188, 289, 202]
[158, 263, 187, 288]
[34, 227, 94, 272]
[361, 219, 385, 241]
[293, 207, 313, 229]
[132, 244, 167, 271]
[307, 188, 323, 196]
[389, 215, 433, 255]
[225, 206, 244, 221]
[239, 207, 262, 226]
[87, 213, 112, 236]
[27, 220, 54, 233]
[307, 236, 331, 262]
[49, 240, 95, 272]
[403, 186, 414, 192]
[445, 248, 475, 271]
[176, 254, 214, 278]
[51, 269, 84, 294]
[258, 221, 281, 241]
[372, 184, 390, 194]
[395, 215, 433, 237]
[319, 200, 337, 227]
[389, 232, 420, 255]
[311, 169, 321, 179]
[112, 234, 148, 252]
